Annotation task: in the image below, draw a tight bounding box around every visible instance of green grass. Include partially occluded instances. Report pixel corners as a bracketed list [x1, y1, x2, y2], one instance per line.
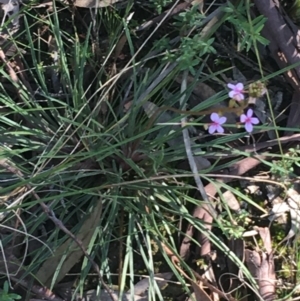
[0, 0, 300, 300]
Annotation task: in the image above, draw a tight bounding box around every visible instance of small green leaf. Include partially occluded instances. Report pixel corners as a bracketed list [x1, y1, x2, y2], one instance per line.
[3, 281, 9, 294]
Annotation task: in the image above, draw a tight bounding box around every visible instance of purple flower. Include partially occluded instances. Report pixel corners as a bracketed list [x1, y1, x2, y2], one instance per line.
[209, 113, 227, 134]
[240, 109, 259, 133]
[227, 83, 245, 101]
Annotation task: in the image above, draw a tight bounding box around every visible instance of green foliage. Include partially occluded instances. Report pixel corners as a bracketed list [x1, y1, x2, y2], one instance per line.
[153, 4, 216, 74]
[164, 35, 216, 74]
[149, 0, 173, 14]
[288, 146, 300, 169]
[285, 0, 300, 23]
[218, 210, 249, 239]
[1, 0, 300, 299]
[270, 147, 300, 179]
[173, 5, 205, 29]
[220, 219, 245, 239]
[224, 0, 269, 51]
[0, 282, 21, 301]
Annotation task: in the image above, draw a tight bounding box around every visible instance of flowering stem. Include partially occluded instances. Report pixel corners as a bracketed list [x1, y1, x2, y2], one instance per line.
[159, 101, 248, 116]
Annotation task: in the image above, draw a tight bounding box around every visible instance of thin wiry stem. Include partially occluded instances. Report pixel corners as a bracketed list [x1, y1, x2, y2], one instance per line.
[179, 70, 217, 218]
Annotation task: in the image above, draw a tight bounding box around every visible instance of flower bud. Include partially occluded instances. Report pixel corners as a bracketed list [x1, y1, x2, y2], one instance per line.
[248, 81, 267, 98]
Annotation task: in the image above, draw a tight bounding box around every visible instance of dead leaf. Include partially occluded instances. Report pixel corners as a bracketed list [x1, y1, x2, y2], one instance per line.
[268, 202, 289, 223]
[1, 0, 20, 27]
[36, 199, 102, 287]
[245, 227, 276, 301]
[284, 185, 300, 241]
[222, 190, 240, 212]
[114, 33, 127, 60]
[189, 281, 212, 301]
[181, 203, 213, 259]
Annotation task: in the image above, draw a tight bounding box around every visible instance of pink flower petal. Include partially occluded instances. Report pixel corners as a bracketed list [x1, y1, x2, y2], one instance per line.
[219, 116, 227, 124]
[240, 114, 247, 123]
[245, 122, 253, 133]
[228, 91, 236, 98]
[210, 113, 219, 122]
[246, 109, 253, 117]
[236, 83, 244, 91]
[236, 93, 244, 101]
[229, 91, 244, 101]
[216, 125, 224, 133]
[208, 124, 217, 134]
[227, 83, 235, 90]
[251, 117, 259, 124]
